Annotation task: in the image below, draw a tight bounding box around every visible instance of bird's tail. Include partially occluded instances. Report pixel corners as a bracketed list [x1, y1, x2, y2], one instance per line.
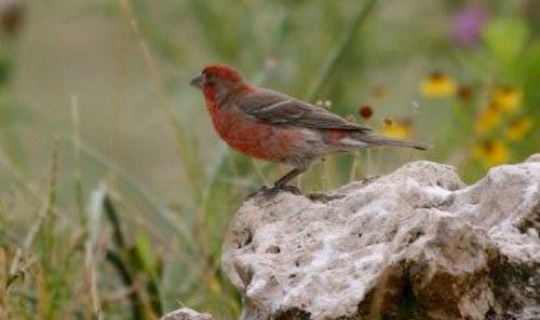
[355, 133, 430, 150]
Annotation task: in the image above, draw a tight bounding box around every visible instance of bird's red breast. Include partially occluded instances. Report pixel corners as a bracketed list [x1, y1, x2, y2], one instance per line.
[206, 98, 318, 162]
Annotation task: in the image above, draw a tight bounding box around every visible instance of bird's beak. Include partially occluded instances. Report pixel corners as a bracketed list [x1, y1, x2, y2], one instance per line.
[190, 73, 205, 89]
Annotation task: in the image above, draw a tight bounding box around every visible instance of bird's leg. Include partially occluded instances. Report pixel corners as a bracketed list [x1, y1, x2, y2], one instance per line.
[247, 168, 305, 200]
[273, 168, 302, 188]
[270, 168, 305, 194]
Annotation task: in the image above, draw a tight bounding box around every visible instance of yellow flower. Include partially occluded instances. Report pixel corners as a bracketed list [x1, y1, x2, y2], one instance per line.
[493, 86, 521, 113]
[505, 117, 533, 141]
[380, 118, 412, 139]
[473, 140, 510, 167]
[419, 72, 457, 98]
[474, 102, 502, 134]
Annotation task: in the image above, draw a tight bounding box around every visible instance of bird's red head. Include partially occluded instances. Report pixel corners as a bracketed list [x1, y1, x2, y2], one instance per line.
[190, 64, 249, 104]
[190, 64, 244, 90]
[203, 65, 242, 82]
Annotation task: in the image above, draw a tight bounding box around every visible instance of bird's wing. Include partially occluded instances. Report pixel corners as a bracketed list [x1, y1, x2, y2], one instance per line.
[235, 89, 371, 132]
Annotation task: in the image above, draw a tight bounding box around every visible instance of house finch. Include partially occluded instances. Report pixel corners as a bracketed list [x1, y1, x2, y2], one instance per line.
[190, 64, 428, 193]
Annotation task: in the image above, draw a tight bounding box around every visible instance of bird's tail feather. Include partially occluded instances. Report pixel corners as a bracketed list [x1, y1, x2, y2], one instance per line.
[356, 133, 430, 150]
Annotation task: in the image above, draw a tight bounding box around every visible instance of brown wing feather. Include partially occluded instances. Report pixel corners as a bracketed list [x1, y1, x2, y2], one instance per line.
[235, 89, 371, 132]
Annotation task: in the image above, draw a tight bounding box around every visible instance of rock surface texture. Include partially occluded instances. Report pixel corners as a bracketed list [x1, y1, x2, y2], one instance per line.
[222, 156, 540, 320]
[161, 308, 215, 320]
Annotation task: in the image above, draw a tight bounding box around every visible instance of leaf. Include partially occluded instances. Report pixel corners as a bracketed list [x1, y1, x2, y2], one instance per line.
[134, 231, 158, 278]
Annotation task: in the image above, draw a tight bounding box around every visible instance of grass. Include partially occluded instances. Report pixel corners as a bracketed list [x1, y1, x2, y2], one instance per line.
[0, 0, 539, 319]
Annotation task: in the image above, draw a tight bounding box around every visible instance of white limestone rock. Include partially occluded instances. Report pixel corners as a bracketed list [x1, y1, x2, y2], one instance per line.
[222, 156, 540, 320]
[160, 308, 214, 320]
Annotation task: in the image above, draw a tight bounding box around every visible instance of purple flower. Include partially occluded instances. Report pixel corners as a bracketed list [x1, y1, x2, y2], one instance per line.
[450, 6, 489, 46]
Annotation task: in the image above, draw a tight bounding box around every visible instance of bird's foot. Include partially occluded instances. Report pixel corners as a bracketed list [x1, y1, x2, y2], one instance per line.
[276, 185, 302, 195]
[246, 185, 272, 200]
[246, 184, 302, 200]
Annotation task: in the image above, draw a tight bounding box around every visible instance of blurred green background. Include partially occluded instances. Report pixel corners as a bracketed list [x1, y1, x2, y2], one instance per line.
[0, 0, 538, 319]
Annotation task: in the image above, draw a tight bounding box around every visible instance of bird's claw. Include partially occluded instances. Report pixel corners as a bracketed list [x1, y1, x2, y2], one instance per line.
[246, 185, 271, 200]
[276, 185, 302, 195]
[246, 184, 302, 200]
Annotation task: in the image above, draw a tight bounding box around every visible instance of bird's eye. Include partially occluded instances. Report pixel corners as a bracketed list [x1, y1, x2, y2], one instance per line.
[204, 72, 216, 83]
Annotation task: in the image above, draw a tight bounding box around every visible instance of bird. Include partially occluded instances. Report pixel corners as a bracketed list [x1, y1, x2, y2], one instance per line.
[190, 64, 428, 194]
